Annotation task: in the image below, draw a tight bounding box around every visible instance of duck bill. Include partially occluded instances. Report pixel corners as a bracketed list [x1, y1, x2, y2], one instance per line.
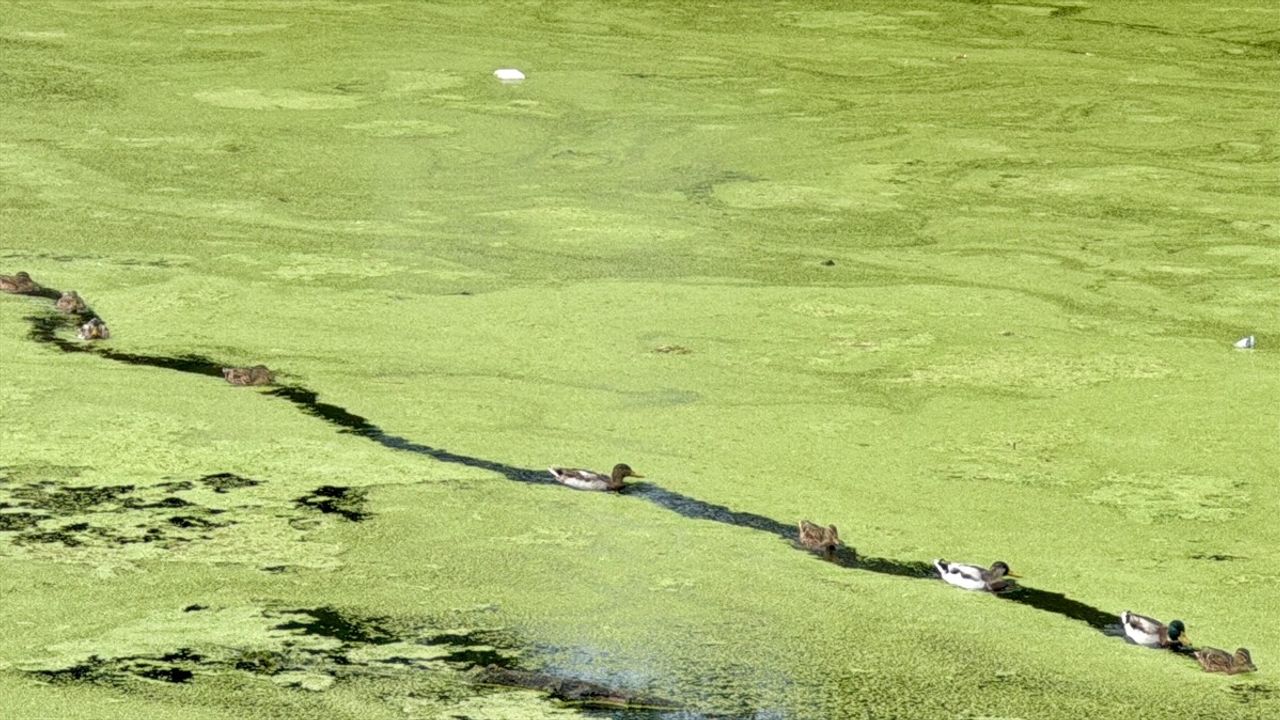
[1006, 572, 1023, 578]
[630, 473, 645, 479]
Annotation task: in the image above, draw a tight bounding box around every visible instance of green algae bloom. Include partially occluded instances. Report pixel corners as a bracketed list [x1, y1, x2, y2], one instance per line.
[1, 2, 1278, 718]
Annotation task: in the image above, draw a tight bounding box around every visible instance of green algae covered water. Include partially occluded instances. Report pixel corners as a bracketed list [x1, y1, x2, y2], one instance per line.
[2, 2, 1278, 718]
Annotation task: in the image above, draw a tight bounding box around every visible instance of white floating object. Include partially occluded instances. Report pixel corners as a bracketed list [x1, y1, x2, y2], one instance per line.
[493, 68, 525, 82]
[1233, 335, 1255, 349]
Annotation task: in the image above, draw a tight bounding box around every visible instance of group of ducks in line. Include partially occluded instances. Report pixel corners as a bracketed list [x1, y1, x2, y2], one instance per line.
[549, 464, 1257, 675]
[2, 271, 274, 384]
[1, 272, 110, 339]
[3, 270, 1260, 676]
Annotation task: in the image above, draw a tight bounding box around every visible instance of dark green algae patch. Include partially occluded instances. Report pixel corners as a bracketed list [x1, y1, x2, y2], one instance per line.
[25, 605, 684, 715]
[0, 468, 252, 549]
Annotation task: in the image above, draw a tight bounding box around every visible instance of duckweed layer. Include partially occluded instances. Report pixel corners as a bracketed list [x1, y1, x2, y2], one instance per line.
[2, 2, 1278, 718]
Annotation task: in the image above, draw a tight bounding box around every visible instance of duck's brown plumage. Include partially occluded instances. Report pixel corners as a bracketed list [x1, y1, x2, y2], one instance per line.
[797, 520, 841, 556]
[222, 365, 275, 386]
[0, 271, 40, 294]
[56, 290, 87, 314]
[1194, 647, 1255, 674]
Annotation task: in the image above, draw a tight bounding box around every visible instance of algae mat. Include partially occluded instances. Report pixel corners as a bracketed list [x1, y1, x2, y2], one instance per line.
[2, 1, 1278, 718]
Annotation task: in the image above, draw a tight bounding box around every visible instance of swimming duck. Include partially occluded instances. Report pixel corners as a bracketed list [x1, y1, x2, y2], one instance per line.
[0, 271, 39, 294]
[56, 290, 87, 314]
[548, 463, 642, 492]
[1120, 611, 1187, 648]
[1193, 647, 1255, 674]
[797, 520, 841, 557]
[933, 559, 1018, 592]
[222, 365, 274, 386]
[77, 317, 110, 340]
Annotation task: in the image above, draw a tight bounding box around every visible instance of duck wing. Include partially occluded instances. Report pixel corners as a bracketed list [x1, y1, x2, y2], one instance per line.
[1194, 647, 1232, 672]
[1121, 611, 1164, 635]
[549, 467, 607, 483]
[548, 467, 622, 491]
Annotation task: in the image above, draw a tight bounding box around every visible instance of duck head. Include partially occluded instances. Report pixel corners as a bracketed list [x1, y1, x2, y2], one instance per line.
[1168, 620, 1187, 643]
[610, 463, 643, 483]
[990, 561, 1020, 578]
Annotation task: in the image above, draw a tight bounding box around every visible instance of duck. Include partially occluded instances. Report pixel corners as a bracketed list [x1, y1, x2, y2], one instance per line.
[548, 463, 642, 492]
[1193, 647, 1255, 674]
[933, 559, 1018, 592]
[797, 520, 841, 557]
[0, 271, 39, 294]
[1119, 611, 1187, 648]
[77, 317, 110, 340]
[55, 290, 87, 314]
[222, 365, 274, 386]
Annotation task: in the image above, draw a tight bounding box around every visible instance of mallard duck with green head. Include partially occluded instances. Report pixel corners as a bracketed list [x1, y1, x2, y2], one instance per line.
[933, 559, 1018, 592]
[1193, 647, 1255, 674]
[548, 463, 642, 492]
[1120, 611, 1187, 649]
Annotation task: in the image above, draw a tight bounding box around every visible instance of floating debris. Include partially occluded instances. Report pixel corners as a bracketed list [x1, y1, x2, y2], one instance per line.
[653, 344, 692, 355]
[77, 317, 110, 341]
[493, 68, 525, 82]
[820, 259, 836, 267]
[1234, 335, 1255, 350]
[222, 365, 274, 386]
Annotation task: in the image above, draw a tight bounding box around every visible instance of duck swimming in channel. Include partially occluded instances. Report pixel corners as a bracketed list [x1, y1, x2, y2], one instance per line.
[0, 271, 40, 294]
[222, 365, 275, 386]
[797, 520, 842, 558]
[1193, 647, 1255, 674]
[549, 463, 642, 492]
[934, 559, 1018, 592]
[56, 290, 87, 314]
[77, 317, 110, 340]
[1120, 611, 1187, 649]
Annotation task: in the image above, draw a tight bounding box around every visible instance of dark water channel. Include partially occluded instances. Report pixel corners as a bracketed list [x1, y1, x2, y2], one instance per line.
[11, 286, 1144, 642]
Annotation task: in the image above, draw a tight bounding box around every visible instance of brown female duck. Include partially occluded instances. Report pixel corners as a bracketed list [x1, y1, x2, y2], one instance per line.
[797, 520, 842, 557]
[222, 365, 275, 386]
[56, 290, 87, 314]
[548, 463, 643, 492]
[1193, 647, 1255, 674]
[0, 271, 40, 294]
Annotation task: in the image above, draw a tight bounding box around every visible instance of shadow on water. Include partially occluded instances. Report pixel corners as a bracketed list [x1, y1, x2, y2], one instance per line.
[996, 586, 1119, 630]
[627, 482, 936, 580]
[12, 293, 1122, 638]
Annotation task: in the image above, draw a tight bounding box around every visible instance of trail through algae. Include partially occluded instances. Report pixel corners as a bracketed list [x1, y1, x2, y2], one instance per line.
[2, 1, 1279, 718]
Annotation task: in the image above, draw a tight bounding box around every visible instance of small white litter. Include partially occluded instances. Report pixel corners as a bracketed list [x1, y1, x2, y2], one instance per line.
[1233, 335, 1255, 349]
[493, 68, 525, 82]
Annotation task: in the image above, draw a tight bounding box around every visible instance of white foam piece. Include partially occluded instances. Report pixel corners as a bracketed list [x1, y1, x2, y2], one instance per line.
[493, 68, 525, 82]
[1233, 335, 1255, 349]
